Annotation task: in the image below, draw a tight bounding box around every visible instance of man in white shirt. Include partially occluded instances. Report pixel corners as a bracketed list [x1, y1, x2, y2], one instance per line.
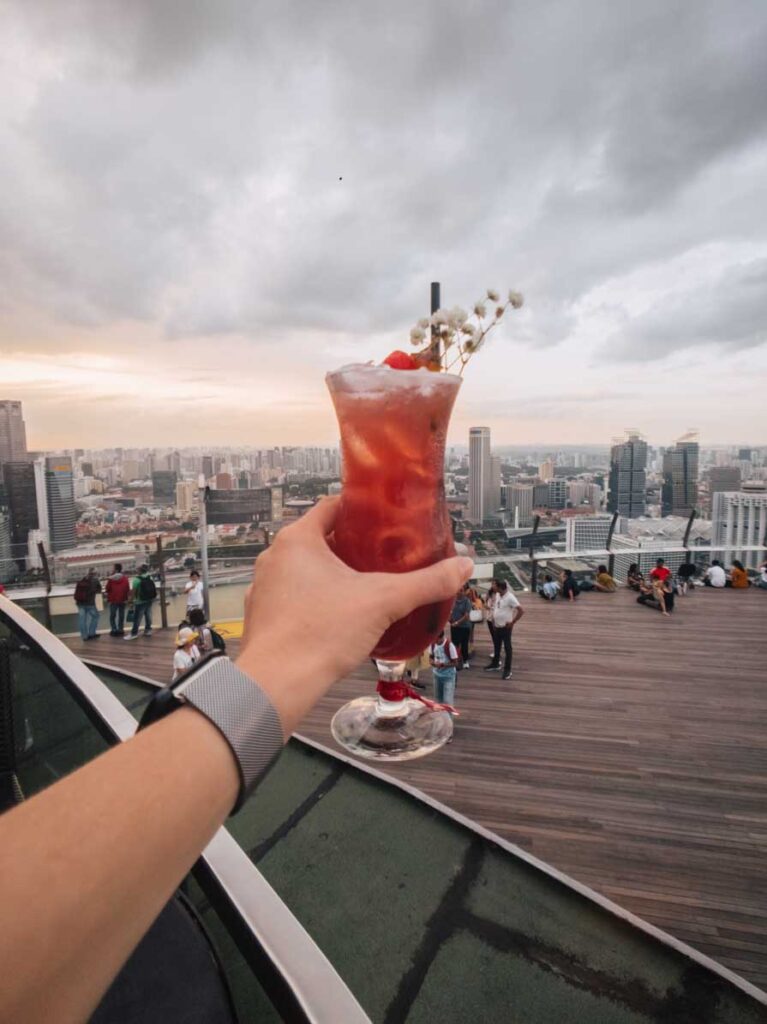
[484, 579, 525, 680]
[184, 570, 205, 613]
[704, 561, 726, 588]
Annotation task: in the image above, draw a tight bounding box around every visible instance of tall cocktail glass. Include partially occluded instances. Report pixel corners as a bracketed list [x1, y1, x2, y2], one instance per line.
[326, 363, 462, 760]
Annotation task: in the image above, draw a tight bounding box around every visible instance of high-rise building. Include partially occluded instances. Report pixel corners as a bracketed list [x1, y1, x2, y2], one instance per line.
[2, 461, 39, 566]
[45, 457, 76, 552]
[0, 510, 15, 582]
[489, 456, 502, 518]
[662, 435, 699, 516]
[707, 467, 741, 515]
[214, 472, 235, 491]
[0, 401, 28, 472]
[202, 455, 214, 480]
[538, 459, 554, 482]
[468, 427, 492, 523]
[547, 479, 568, 510]
[33, 459, 49, 548]
[712, 491, 767, 569]
[607, 433, 648, 518]
[501, 484, 533, 528]
[175, 480, 198, 514]
[152, 470, 178, 504]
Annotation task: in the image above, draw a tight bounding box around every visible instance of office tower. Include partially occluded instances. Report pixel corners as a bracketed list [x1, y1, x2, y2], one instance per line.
[489, 456, 502, 517]
[169, 450, 182, 476]
[45, 457, 76, 552]
[608, 433, 648, 518]
[738, 448, 753, 462]
[33, 459, 49, 547]
[547, 479, 568, 510]
[567, 481, 591, 507]
[175, 480, 197, 514]
[2, 461, 39, 565]
[712, 491, 767, 569]
[538, 459, 554, 482]
[202, 455, 214, 480]
[214, 472, 235, 490]
[533, 483, 550, 508]
[0, 401, 28, 472]
[0, 510, 14, 582]
[707, 467, 741, 515]
[152, 470, 178, 504]
[662, 434, 699, 516]
[565, 514, 620, 553]
[501, 484, 533, 528]
[468, 427, 492, 523]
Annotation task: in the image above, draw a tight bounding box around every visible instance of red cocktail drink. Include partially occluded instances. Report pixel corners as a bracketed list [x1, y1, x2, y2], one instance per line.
[326, 364, 461, 760]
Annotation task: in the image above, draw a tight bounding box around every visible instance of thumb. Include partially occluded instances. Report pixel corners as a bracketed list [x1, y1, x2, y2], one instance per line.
[382, 556, 474, 622]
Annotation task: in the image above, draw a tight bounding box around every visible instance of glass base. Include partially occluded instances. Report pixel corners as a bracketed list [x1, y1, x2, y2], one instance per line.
[330, 695, 453, 761]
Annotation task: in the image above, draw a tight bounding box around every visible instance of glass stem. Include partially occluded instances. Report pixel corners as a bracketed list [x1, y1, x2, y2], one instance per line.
[375, 659, 409, 715]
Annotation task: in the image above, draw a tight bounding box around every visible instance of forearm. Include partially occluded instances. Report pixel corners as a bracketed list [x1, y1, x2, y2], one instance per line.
[0, 707, 241, 1023]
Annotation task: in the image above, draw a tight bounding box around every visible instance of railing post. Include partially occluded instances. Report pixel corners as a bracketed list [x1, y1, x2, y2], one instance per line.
[606, 511, 619, 577]
[155, 534, 168, 630]
[529, 515, 541, 592]
[37, 541, 53, 632]
[199, 481, 211, 621]
[682, 508, 696, 564]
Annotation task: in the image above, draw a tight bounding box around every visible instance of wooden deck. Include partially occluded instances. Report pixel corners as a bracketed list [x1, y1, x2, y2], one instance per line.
[64, 586, 767, 990]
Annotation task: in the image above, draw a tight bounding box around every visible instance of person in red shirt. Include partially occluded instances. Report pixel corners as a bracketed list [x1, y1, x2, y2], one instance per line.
[650, 558, 671, 584]
[104, 562, 131, 636]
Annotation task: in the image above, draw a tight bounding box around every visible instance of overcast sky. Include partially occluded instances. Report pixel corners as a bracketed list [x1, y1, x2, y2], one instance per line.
[2, 0, 766, 450]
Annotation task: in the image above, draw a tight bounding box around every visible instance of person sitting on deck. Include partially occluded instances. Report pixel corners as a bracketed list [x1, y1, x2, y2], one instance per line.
[650, 558, 671, 585]
[637, 577, 674, 616]
[704, 560, 726, 588]
[626, 563, 643, 591]
[560, 569, 579, 601]
[538, 574, 559, 600]
[727, 560, 750, 588]
[594, 565, 617, 593]
[676, 561, 697, 596]
[757, 561, 767, 590]
[172, 627, 200, 682]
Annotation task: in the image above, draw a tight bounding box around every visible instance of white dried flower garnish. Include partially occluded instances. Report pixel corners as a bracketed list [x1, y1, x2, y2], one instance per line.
[487, 289, 500, 302]
[508, 290, 524, 309]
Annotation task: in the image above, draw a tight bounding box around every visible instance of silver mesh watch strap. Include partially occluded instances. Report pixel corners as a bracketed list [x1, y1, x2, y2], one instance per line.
[175, 656, 284, 813]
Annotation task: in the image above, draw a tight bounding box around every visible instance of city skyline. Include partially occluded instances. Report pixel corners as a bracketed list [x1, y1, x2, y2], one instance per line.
[2, 3, 767, 449]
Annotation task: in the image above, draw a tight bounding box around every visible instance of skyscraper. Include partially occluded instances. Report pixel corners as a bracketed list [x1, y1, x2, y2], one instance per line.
[45, 457, 76, 552]
[0, 401, 28, 472]
[707, 466, 741, 515]
[538, 459, 554, 482]
[0, 510, 15, 582]
[152, 470, 178, 504]
[2, 461, 39, 566]
[502, 484, 533, 527]
[712, 491, 767, 569]
[608, 433, 648, 518]
[468, 427, 492, 523]
[662, 434, 699, 516]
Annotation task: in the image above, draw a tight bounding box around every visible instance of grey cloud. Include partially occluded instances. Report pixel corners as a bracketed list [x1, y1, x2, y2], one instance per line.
[1, 0, 767, 368]
[601, 257, 767, 362]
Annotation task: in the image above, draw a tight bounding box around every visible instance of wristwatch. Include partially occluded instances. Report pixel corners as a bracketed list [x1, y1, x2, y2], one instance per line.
[138, 653, 284, 813]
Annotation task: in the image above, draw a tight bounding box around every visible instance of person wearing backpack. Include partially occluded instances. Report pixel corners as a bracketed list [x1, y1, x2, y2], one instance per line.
[74, 568, 102, 641]
[429, 629, 459, 708]
[187, 608, 227, 654]
[125, 564, 157, 640]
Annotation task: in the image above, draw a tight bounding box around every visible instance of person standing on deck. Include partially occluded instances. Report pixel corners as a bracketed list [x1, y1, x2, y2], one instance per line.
[125, 564, 157, 640]
[485, 578, 499, 646]
[429, 630, 459, 707]
[74, 568, 102, 641]
[485, 579, 524, 680]
[105, 563, 130, 636]
[184, 570, 205, 616]
[449, 584, 473, 669]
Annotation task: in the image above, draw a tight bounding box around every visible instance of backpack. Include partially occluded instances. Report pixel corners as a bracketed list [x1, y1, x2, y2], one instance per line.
[138, 575, 157, 602]
[208, 627, 226, 653]
[74, 578, 92, 604]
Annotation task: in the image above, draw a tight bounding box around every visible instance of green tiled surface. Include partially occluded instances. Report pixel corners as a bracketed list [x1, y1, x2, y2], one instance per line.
[255, 770, 470, 1022]
[466, 846, 682, 999]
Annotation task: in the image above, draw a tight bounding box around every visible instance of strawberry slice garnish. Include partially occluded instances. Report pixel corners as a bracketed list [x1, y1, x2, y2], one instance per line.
[383, 350, 418, 370]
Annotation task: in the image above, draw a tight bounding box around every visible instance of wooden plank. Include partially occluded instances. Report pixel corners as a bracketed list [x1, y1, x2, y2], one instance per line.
[64, 587, 767, 989]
